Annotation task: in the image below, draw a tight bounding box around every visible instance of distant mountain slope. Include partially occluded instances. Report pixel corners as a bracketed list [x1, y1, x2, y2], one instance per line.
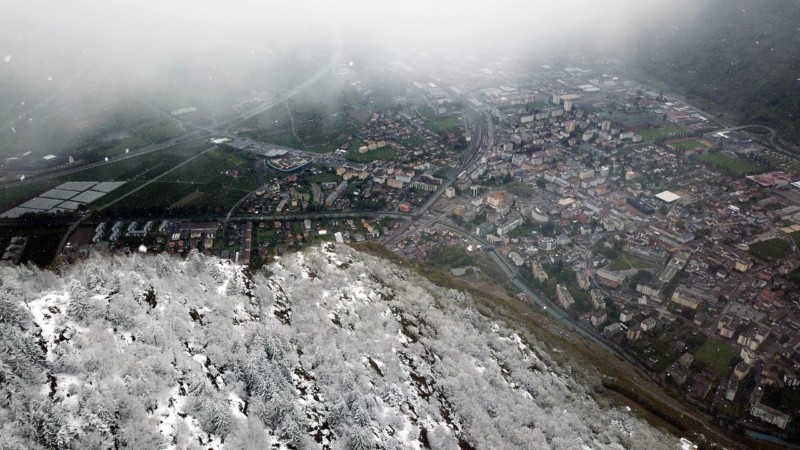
[0, 244, 677, 449]
[632, 0, 800, 142]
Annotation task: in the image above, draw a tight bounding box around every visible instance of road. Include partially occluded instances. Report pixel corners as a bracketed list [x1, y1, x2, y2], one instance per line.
[381, 101, 492, 248]
[432, 220, 627, 357]
[717, 123, 800, 158]
[430, 220, 748, 449]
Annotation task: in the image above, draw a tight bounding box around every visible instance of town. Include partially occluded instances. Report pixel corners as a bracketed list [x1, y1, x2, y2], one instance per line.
[4, 53, 800, 443]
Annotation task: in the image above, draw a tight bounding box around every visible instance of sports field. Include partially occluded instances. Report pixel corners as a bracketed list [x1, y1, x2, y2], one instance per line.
[666, 138, 713, 151]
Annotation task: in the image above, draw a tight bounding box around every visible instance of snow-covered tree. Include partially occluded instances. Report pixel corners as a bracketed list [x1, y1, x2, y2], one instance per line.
[347, 426, 373, 450]
[0, 244, 680, 449]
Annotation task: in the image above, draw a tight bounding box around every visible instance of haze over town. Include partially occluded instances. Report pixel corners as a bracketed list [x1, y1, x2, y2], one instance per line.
[2, 1, 800, 449]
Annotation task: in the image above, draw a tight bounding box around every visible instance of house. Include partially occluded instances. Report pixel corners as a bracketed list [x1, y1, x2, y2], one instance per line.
[640, 317, 657, 332]
[576, 271, 590, 290]
[590, 311, 607, 327]
[619, 310, 634, 323]
[627, 325, 642, 341]
[596, 269, 624, 288]
[724, 376, 739, 402]
[733, 361, 751, 380]
[590, 289, 605, 309]
[603, 322, 622, 337]
[531, 260, 549, 282]
[666, 366, 689, 386]
[690, 375, 715, 400]
[671, 287, 702, 310]
[750, 403, 791, 429]
[678, 353, 695, 368]
[556, 284, 575, 309]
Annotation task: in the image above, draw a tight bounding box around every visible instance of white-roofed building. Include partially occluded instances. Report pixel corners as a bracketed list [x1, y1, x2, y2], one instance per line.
[655, 191, 681, 203]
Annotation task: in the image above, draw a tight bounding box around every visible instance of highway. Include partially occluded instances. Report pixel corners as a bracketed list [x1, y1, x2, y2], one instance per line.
[228, 211, 412, 223]
[716, 123, 800, 158]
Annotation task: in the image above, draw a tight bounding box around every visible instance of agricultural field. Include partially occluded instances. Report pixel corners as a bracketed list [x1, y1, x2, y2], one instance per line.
[0, 181, 62, 212]
[0, 141, 209, 212]
[0, 94, 187, 166]
[697, 152, 764, 175]
[104, 149, 261, 215]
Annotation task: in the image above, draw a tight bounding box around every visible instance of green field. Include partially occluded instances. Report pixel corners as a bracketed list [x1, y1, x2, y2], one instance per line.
[583, 105, 606, 114]
[749, 238, 793, 261]
[638, 125, 687, 141]
[418, 106, 464, 134]
[610, 255, 653, 271]
[426, 244, 473, 269]
[506, 181, 535, 197]
[95, 135, 150, 159]
[694, 338, 738, 375]
[241, 74, 367, 154]
[791, 232, 800, 246]
[135, 122, 185, 144]
[243, 127, 304, 149]
[667, 139, 712, 151]
[64, 140, 207, 182]
[397, 134, 427, 149]
[306, 172, 340, 184]
[697, 152, 764, 175]
[346, 147, 397, 163]
[159, 148, 249, 183]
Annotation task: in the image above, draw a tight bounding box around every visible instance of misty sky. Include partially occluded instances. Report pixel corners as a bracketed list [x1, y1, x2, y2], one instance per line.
[0, 0, 711, 158]
[2, 0, 707, 76]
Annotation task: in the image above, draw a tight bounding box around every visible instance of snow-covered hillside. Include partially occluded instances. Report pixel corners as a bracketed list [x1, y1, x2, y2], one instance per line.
[0, 243, 679, 449]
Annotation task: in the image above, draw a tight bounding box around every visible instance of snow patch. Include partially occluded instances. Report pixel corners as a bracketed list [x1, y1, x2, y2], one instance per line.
[27, 291, 70, 360]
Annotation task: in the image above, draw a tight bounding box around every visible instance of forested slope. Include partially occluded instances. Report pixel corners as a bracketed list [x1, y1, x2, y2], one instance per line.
[0, 244, 677, 449]
[631, 0, 800, 142]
